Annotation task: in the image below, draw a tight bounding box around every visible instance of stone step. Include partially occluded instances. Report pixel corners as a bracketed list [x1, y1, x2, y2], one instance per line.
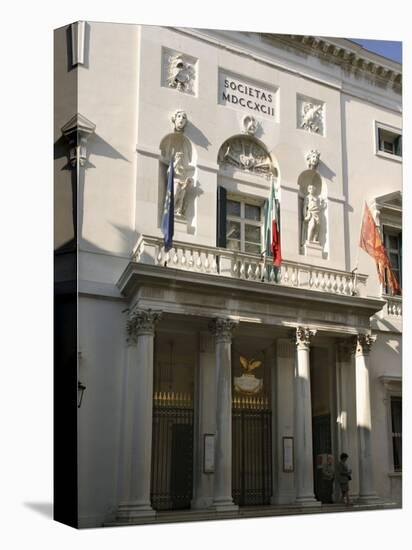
[104, 501, 400, 528]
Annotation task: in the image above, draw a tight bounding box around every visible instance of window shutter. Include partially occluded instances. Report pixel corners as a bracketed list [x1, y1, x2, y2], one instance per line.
[217, 186, 227, 248]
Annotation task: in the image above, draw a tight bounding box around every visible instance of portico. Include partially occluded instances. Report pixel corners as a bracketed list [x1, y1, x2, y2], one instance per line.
[113, 250, 384, 522]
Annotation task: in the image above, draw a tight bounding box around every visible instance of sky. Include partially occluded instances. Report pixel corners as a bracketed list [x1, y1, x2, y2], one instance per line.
[350, 39, 402, 63]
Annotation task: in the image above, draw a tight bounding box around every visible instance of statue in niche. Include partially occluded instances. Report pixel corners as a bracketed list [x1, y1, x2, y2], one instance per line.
[302, 184, 325, 244]
[171, 109, 188, 133]
[168, 151, 192, 218]
[167, 55, 195, 93]
[301, 102, 323, 133]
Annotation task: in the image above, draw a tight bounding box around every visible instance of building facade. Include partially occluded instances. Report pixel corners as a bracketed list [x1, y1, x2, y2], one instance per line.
[54, 23, 402, 528]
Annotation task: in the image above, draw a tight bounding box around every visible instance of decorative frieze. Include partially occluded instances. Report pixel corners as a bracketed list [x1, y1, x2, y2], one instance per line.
[353, 333, 376, 356]
[209, 317, 238, 342]
[295, 327, 317, 350]
[126, 308, 162, 342]
[162, 48, 197, 95]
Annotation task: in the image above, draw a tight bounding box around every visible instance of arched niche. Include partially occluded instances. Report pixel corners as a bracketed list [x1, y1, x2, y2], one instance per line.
[297, 169, 328, 258]
[217, 134, 278, 180]
[158, 133, 198, 233]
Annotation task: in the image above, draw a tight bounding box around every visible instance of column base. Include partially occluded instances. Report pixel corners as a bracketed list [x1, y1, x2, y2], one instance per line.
[210, 497, 239, 512]
[295, 496, 322, 507]
[271, 492, 296, 505]
[191, 496, 214, 510]
[116, 502, 156, 520]
[356, 494, 382, 505]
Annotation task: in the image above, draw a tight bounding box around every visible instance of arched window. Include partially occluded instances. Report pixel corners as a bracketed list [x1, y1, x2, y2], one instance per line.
[216, 135, 278, 253]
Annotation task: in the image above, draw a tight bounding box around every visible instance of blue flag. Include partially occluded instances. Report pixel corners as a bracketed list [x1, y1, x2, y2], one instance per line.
[161, 157, 174, 251]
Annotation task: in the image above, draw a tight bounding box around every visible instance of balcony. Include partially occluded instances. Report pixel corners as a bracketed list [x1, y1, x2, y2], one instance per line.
[132, 235, 368, 298]
[383, 295, 402, 319]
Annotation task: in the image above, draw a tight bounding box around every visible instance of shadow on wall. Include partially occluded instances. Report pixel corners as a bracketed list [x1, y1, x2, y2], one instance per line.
[318, 159, 336, 183]
[186, 121, 211, 151]
[54, 128, 130, 253]
[24, 502, 53, 519]
[110, 222, 139, 255]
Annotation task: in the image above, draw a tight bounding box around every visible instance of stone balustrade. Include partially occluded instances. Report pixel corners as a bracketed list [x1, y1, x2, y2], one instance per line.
[384, 295, 402, 318]
[132, 234, 368, 297]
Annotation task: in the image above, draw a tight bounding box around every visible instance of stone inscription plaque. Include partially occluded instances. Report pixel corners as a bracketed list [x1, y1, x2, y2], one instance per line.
[218, 70, 277, 118]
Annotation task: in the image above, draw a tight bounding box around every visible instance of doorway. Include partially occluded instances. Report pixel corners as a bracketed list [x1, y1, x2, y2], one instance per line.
[150, 331, 195, 511]
[231, 338, 273, 506]
[310, 346, 334, 504]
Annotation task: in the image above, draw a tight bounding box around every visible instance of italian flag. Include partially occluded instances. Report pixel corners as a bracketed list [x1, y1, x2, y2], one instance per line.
[263, 179, 282, 267]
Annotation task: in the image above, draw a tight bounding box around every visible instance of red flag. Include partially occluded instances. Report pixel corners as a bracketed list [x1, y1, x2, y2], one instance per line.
[271, 219, 282, 267]
[359, 203, 401, 295]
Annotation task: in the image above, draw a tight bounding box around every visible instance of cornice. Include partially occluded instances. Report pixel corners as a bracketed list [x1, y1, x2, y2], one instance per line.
[263, 34, 402, 92]
[174, 28, 401, 112]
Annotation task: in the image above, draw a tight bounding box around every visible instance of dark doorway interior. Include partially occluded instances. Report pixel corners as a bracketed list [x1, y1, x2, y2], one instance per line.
[150, 332, 195, 511]
[231, 338, 273, 506]
[311, 347, 333, 504]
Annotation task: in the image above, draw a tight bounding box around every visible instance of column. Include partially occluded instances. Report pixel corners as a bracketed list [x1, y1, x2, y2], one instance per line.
[271, 338, 295, 504]
[117, 308, 162, 520]
[191, 331, 216, 509]
[294, 327, 320, 506]
[335, 341, 359, 501]
[209, 318, 238, 511]
[353, 333, 379, 502]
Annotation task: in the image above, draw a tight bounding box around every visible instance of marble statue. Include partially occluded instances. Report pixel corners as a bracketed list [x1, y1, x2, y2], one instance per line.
[168, 151, 192, 217]
[302, 184, 324, 243]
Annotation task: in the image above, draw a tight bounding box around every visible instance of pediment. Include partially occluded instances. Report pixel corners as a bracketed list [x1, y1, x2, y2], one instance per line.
[61, 113, 96, 138]
[375, 191, 402, 211]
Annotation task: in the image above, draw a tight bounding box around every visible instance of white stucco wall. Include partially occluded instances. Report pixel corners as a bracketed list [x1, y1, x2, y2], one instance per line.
[77, 296, 126, 527]
[59, 23, 403, 522]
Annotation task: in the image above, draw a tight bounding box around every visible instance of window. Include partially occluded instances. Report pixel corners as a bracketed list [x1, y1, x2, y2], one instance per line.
[226, 198, 262, 255]
[375, 122, 402, 160]
[390, 396, 402, 472]
[383, 227, 402, 292]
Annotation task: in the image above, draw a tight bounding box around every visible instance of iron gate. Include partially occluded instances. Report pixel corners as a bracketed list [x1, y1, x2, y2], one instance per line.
[232, 395, 272, 506]
[151, 392, 194, 511]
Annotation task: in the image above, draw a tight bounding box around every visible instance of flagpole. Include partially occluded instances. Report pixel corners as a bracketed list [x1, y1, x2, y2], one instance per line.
[352, 201, 368, 293]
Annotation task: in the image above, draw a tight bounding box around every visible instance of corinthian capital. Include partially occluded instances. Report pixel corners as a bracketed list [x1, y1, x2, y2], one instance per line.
[126, 308, 162, 343]
[353, 333, 376, 356]
[295, 326, 317, 350]
[208, 317, 238, 342]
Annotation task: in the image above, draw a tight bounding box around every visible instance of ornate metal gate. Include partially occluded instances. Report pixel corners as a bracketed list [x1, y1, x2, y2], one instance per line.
[151, 392, 194, 511]
[232, 395, 272, 506]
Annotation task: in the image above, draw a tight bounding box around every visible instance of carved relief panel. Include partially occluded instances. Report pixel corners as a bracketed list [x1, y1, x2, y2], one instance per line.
[161, 48, 197, 95]
[297, 94, 325, 135]
[217, 135, 276, 178]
